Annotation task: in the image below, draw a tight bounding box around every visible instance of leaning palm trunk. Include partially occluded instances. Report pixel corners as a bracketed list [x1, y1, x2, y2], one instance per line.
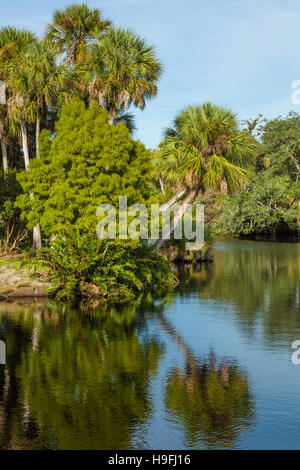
[156, 187, 200, 250]
[157, 311, 197, 370]
[159, 176, 165, 195]
[160, 188, 187, 213]
[157, 311, 230, 388]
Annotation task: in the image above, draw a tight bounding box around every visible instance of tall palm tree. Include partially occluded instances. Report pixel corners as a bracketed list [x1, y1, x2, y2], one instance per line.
[46, 3, 111, 66]
[0, 27, 36, 172]
[6, 39, 60, 164]
[18, 40, 64, 158]
[6, 39, 65, 250]
[0, 26, 35, 61]
[156, 103, 258, 248]
[88, 28, 163, 125]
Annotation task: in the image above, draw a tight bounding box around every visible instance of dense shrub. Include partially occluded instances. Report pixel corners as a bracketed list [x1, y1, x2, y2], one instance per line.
[217, 113, 300, 239]
[30, 230, 176, 302]
[0, 169, 28, 254]
[16, 100, 156, 236]
[218, 171, 299, 237]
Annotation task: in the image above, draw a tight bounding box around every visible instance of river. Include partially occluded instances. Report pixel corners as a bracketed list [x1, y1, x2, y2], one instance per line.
[0, 240, 299, 449]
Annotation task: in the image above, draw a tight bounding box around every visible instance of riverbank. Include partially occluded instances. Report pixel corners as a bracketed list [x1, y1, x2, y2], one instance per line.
[0, 241, 213, 301]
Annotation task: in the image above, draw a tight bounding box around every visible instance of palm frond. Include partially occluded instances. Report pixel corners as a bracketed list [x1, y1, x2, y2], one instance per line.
[157, 103, 258, 192]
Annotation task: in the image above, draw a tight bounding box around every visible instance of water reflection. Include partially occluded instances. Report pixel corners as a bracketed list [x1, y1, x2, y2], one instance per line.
[0, 295, 254, 449]
[0, 240, 299, 449]
[157, 310, 254, 448]
[173, 241, 300, 344]
[0, 299, 163, 449]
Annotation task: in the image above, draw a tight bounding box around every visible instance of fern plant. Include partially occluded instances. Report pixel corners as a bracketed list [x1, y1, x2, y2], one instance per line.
[28, 230, 176, 302]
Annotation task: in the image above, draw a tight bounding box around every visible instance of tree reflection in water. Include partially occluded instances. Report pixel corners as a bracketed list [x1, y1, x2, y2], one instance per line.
[0, 298, 163, 450]
[156, 310, 254, 448]
[172, 241, 300, 343]
[0, 246, 266, 451]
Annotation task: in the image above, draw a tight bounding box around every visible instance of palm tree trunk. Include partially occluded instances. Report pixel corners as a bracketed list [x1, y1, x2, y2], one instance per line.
[20, 118, 30, 171]
[220, 178, 228, 195]
[160, 188, 187, 213]
[21, 117, 42, 251]
[36, 113, 41, 159]
[156, 187, 200, 250]
[33, 114, 42, 250]
[148, 188, 187, 248]
[108, 109, 116, 126]
[33, 225, 42, 251]
[1, 138, 8, 173]
[159, 176, 165, 195]
[8, 138, 14, 168]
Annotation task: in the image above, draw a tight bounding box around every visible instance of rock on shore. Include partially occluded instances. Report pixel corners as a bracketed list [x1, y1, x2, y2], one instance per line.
[0, 258, 49, 300]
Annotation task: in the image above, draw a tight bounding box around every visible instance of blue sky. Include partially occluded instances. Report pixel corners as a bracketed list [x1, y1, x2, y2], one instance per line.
[1, 0, 300, 148]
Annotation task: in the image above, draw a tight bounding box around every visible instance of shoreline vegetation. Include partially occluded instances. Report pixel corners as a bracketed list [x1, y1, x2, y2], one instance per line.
[0, 3, 299, 303]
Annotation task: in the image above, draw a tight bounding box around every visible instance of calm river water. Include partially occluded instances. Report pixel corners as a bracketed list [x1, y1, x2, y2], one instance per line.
[0, 240, 299, 449]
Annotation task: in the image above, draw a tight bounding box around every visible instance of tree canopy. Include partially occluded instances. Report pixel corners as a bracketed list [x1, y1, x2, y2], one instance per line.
[16, 100, 154, 235]
[218, 113, 300, 238]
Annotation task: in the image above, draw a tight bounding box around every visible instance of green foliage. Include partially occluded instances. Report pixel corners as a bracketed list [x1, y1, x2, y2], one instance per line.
[0, 27, 36, 71]
[158, 103, 258, 191]
[218, 113, 300, 238]
[30, 230, 175, 302]
[88, 28, 163, 123]
[257, 112, 300, 180]
[218, 171, 299, 236]
[0, 169, 28, 254]
[45, 3, 111, 65]
[16, 100, 155, 235]
[5, 38, 66, 136]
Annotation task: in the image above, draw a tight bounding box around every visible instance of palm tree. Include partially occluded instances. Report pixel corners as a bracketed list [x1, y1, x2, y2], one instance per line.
[0, 27, 36, 172]
[88, 28, 163, 125]
[6, 39, 59, 164]
[0, 26, 35, 61]
[19, 40, 64, 158]
[155, 103, 258, 248]
[46, 3, 111, 66]
[6, 39, 64, 250]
